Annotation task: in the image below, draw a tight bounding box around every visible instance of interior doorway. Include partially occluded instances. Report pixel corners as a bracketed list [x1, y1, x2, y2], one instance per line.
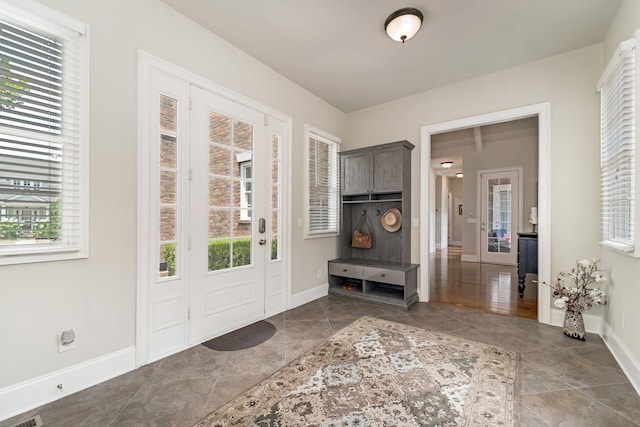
[420, 103, 551, 324]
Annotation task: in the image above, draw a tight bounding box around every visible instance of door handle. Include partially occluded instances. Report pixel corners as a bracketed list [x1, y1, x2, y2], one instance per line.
[259, 218, 265, 234]
[259, 239, 267, 246]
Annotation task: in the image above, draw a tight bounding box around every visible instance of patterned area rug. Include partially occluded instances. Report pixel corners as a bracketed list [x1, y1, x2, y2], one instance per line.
[195, 316, 518, 426]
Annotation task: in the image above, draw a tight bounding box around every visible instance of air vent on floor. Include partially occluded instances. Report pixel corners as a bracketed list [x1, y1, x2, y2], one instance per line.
[8, 415, 42, 427]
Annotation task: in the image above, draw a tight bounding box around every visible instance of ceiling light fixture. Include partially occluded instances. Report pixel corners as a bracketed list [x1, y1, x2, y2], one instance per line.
[384, 7, 423, 43]
[456, 173, 463, 178]
[441, 161, 453, 169]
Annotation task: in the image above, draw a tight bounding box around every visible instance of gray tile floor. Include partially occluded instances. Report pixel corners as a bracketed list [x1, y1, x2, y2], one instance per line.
[2, 295, 639, 426]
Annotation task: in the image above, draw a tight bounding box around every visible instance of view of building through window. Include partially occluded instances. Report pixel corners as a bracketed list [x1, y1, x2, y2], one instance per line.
[0, 18, 69, 246]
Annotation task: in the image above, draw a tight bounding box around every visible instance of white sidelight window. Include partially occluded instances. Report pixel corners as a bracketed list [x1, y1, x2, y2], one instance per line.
[304, 125, 340, 237]
[0, 1, 89, 264]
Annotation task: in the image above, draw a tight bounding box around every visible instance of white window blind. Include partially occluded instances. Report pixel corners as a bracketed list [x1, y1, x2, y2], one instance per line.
[0, 1, 88, 264]
[598, 32, 638, 255]
[305, 126, 340, 237]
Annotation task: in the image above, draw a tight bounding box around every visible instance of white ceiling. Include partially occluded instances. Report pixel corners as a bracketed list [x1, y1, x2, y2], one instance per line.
[160, 0, 621, 113]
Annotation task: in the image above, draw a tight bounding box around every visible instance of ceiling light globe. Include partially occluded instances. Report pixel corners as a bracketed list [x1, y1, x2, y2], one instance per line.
[385, 8, 423, 43]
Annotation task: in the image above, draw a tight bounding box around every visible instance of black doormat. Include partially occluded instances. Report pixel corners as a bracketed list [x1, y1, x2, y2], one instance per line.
[201, 320, 276, 351]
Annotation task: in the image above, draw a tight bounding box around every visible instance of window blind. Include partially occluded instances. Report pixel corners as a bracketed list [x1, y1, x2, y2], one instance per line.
[0, 2, 86, 260]
[599, 39, 636, 251]
[306, 130, 339, 236]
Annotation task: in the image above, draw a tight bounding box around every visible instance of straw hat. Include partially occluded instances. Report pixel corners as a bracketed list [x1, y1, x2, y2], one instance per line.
[381, 208, 402, 232]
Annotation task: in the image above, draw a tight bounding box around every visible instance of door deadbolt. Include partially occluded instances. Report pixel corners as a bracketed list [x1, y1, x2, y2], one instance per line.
[259, 239, 267, 246]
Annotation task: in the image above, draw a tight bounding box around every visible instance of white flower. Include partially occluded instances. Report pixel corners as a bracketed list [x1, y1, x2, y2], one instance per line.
[554, 298, 567, 309]
[578, 259, 592, 267]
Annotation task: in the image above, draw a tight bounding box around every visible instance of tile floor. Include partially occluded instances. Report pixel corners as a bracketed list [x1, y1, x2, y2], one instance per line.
[1, 295, 639, 426]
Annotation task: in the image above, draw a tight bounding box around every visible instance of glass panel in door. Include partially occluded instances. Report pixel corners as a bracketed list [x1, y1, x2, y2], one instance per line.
[207, 112, 253, 271]
[486, 177, 512, 254]
[270, 132, 281, 261]
[158, 95, 178, 279]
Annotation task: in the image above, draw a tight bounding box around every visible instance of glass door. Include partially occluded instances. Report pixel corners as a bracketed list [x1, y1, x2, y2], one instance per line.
[480, 170, 519, 265]
[188, 86, 267, 343]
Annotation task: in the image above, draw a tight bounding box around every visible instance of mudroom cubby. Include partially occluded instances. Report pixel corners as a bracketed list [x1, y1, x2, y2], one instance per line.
[328, 140, 419, 309]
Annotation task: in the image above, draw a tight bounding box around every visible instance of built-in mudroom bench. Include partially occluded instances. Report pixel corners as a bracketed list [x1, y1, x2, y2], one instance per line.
[328, 258, 419, 308]
[328, 140, 419, 309]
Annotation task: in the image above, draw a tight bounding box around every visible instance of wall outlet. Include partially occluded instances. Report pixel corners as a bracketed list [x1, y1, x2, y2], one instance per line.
[58, 332, 76, 353]
[316, 268, 322, 278]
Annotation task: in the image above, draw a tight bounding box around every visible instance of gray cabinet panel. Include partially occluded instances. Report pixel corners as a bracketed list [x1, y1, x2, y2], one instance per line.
[341, 152, 371, 195]
[329, 262, 364, 279]
[364, 267, 405, 286]
[372, 147, 402, 193]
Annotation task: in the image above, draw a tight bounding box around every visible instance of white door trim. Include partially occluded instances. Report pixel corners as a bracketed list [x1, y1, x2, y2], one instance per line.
[420, 103, 551, 325]
[136, 51, 292, 367]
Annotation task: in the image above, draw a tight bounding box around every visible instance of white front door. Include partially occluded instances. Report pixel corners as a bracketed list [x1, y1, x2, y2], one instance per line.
[139, 58, 289, 364]
[188, 86, 285, 343]
[480, 170, 519, 265]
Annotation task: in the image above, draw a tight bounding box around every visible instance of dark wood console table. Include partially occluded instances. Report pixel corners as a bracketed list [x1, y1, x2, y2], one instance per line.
[517, 232, 538, 297]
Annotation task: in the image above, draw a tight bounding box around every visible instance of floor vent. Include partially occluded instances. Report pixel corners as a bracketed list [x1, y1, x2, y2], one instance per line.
[8, 415, 42, 427]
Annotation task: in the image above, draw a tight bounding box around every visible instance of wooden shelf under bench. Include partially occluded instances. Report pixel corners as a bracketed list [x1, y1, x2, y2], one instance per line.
[328, 258, 419, 309]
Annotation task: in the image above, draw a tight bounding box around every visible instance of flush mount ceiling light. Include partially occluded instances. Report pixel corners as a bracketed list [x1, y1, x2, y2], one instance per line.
[384, 7, 424, 43]
[456, 173, 464, 178]
[441, 161, 453, 168]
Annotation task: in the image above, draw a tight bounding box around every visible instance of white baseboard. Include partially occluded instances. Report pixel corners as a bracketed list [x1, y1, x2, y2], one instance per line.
[460, 254, 478, 262]
[0, 346, 136, 422]
[602, 325, 640, 395]
[450, 241, 462, 246]
[290, 283, 328, 309]
[550, 309, 602, 334]
[435, 243, 444, 249]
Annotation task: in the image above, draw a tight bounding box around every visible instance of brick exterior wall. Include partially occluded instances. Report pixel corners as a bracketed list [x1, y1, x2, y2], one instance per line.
[158, 99, 258, 246]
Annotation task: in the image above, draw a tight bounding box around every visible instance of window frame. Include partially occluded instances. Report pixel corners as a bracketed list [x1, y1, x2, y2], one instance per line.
[239, 160, 252, 221]
[0, 0, 89, 265]
[598, 29, 640, 258]
[303, 124, 340, 239]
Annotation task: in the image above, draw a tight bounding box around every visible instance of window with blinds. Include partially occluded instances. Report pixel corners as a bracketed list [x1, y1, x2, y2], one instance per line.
[304, 126, 340, 237]
[598, 31, 639, 256]
[0, 1, 88, 264]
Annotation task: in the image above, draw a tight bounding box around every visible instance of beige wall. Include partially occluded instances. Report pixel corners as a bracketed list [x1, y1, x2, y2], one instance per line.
[344, 43, 603, 274]
[0, 0, 345, 388]
[600, 0, 640, 376]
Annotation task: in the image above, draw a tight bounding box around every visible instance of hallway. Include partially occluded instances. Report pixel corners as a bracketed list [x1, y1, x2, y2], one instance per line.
[430, 246, 538, 319]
